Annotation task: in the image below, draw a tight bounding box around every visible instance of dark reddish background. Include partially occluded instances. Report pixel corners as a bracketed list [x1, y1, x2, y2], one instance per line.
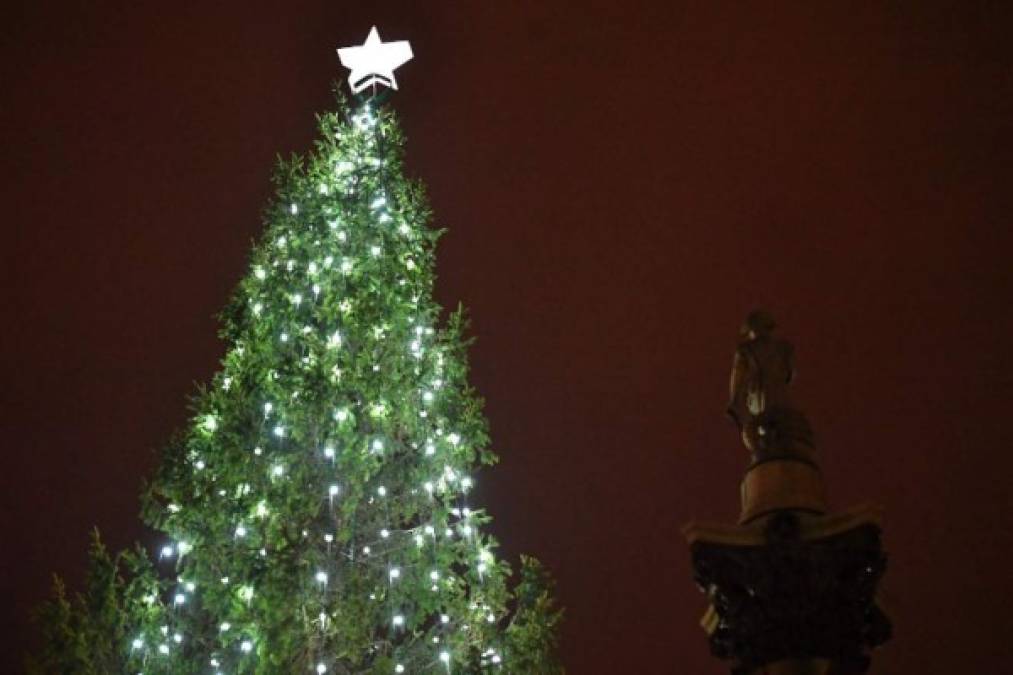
[2, 2, 1012, 673]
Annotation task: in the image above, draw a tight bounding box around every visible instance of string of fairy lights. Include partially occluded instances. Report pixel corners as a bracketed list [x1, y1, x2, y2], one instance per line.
[128, 102, 507, 674]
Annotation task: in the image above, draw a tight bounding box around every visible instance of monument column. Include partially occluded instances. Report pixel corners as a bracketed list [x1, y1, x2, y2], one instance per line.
[684, 312, 891, 674]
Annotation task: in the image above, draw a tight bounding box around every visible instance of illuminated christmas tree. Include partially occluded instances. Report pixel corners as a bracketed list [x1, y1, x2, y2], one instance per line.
[30, 28, 562, 675]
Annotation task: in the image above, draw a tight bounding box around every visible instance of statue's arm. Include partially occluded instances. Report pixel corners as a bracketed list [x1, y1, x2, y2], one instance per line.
[727, 348, 747, 426]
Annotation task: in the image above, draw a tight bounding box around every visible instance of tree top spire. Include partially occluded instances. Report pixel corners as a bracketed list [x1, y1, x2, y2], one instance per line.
[337, 26, 414, 96]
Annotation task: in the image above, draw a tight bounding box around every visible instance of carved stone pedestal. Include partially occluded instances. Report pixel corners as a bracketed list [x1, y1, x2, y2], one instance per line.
[684, 506, 891, 675]
[739, 458, 827, 524]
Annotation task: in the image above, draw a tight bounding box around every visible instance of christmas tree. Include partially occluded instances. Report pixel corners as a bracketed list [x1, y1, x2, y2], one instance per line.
[30, 28, 562, 675]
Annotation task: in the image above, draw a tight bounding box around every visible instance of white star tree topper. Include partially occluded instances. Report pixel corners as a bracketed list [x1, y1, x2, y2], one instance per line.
[337, 26, 413, 94]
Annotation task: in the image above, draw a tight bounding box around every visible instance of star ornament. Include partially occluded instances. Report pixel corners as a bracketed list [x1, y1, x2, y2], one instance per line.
[337, 26, 413, 94]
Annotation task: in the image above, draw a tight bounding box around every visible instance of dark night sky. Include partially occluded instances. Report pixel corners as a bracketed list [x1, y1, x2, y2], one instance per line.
[2, 2, 1013, 672]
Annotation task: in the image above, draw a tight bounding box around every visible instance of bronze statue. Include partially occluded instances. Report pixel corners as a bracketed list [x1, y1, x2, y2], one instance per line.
[728, 310, 814, 462]
[685, 311, 891, 674]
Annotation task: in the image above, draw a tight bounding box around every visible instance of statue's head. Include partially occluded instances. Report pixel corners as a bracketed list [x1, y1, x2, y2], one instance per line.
[741, 310, 777, 339]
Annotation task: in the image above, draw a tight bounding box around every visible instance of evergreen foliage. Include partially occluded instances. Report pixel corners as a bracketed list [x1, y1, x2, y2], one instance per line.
[31, 92, 562, 674]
